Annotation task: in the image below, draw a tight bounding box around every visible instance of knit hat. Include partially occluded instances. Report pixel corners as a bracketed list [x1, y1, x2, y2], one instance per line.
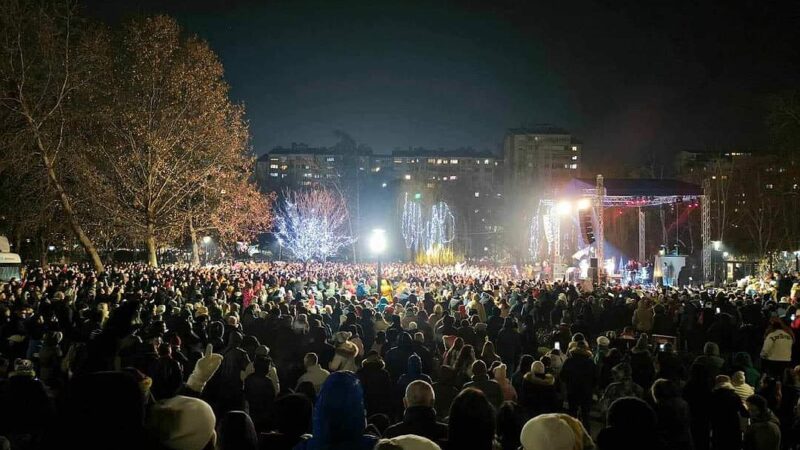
[596, 336, 610, 347]
[194, 305, 209, 318]
[531, 361, 546, 375]
[147, 396, 216, 450]
[375, 434, 442, 450]
[520, 414, 577, 450]
[11, 358, 35, 377]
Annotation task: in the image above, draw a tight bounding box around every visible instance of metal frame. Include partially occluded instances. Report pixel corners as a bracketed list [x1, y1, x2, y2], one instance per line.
[702, 179, 711, 284]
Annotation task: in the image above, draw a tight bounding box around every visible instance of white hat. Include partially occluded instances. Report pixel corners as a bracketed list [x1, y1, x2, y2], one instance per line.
[596, 336, 610, 347]
[520, 414, 576, 450]
[147, 395, 216, 450]
[376, 434, 442, 450]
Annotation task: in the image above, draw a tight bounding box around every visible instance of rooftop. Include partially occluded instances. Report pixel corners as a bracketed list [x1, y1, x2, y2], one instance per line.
[506, 124, 571, 135]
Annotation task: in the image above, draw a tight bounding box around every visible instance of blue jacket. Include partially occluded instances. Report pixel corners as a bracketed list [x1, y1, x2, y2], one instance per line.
[294, 372, 377, 450]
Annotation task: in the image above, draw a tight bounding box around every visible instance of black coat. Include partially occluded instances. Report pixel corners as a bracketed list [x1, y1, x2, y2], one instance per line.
[709, 387, 747, 450]
[560, 351, 597, 397]
[519, 374, 559, 418]
[357, 362, 395, 416]
[384, 406, 448, 443]
[654, 398, 694, 450]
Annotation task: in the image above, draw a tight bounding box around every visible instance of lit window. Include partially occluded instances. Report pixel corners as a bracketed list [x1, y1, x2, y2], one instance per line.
[711, 176, 717, 180]
[436, 159, 442, 165]
[326, 157, 335, 162]
[484, 159, 490, 164]
[280, 165, 288, 170]
[269, 164, 279, 169]
[570, 164, 578, 169]
[451, 159, 458, 164]
[474, 192, 480, 197]
[269, 172, 278, 177]
[451, 176, 457, 180]
[270, 157, 278, 161]
[571, 155, 578, 161]
[404, 174, 411, 180]
[428, 159, 436, 164]
[381, 182, 387, 188]
[373, 167, 381, 172]
[571, 146, 577, 151]
[766, 184, 774, 189]
[794, 184, 799, 190]
[426, 182, 434, 188]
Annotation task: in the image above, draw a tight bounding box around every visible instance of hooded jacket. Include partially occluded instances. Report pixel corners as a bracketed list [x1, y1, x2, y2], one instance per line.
[693, 342, 725, 380]
[761, 328, 793, 362]
[397, 353, 432, 395]
[743, 409, 781, 450]
[520, 372, 558, 418]
[357, 355, 395, 417]
[294, 372, 378, 450]
[330, 335, 359, 372]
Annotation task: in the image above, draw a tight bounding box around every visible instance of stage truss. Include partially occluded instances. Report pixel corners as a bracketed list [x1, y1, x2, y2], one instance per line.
[529, 177, 710, 282]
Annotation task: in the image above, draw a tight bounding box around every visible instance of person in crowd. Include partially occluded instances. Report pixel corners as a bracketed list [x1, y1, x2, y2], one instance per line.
[732, 352, 761, 387]
[397, 353, 432, 396]
[684, 363, 713, 450]
[559, 340, 596, 431]
[519, 360, 559, 418]
[432, 365, 459, 421]
[693, 341, 726, 382]
[244, 355, 277, 432]
[375, 435, 442, 450]
[492, 363, 517, 402]
[384, 380, 448, 442]
[731, 370, 755, 403]
[761, 318, 794, 379]
[520, 413, 594, 450]
[651, 378, 694, 450]
[597, 397, 661, 450]
[600, 362, 644, 414]
[329, 331, 359, 372]
[296, 352, 329, 395]
[294, 371, 377, 450]
[258, 393, 313, 450]
[218, 411, 259, 450]
[479, 341, 502, 368]
[357, 350, 395, 418]
[743, 394, 781, 450]
[445, 388, 498, 450]
[710, 375, 748, 450]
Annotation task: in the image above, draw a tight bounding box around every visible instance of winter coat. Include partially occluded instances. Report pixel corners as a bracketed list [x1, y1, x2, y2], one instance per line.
[761, 329, 793, 362]
[385, 335, 416, 382]
[463, 374, 504, 409]
[743, 410, 781, 450]
[329, 340, 358, 372]
[601, 379, 644, 414]
[710, 385, 747, 450]
[356, 359, 395, 417]
[633, 304, 654, 332]
[296, 364, 330, 394]
[694, 342, 726, 382]
[244, 373, 277, 431]
[294, 372, 377, 450]
[397, 354, 433, 396]
[519, 373, 559, 418]
[560, 349, 597, 398]
[384, 406, 448, 442]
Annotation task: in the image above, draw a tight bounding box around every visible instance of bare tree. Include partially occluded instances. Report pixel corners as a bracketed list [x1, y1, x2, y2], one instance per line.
[0, 0, 106, 271]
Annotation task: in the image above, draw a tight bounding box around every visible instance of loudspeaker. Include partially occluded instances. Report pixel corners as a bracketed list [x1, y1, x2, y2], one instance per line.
[589, 257, 598, 269]
[579, 209, 595, 244]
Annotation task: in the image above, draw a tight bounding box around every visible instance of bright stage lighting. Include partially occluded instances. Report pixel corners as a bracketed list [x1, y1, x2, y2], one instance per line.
[576, 198, 592, 210]
[605, 259, 615, 274]
[368, 229, 387, 255]
[712, 240, 722, 251]
[555, 200, 572, 215]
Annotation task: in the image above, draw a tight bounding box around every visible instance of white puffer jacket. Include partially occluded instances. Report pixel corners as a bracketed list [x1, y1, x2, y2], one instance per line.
[761, 329, 794, 362]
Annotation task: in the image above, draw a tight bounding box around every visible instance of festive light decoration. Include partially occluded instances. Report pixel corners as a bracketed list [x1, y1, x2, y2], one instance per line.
[401, 194, 456, 253]
[275, 189, 355, 262]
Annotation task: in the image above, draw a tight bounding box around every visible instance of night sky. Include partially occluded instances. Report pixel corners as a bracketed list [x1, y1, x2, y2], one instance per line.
[85, 0, 800, 171]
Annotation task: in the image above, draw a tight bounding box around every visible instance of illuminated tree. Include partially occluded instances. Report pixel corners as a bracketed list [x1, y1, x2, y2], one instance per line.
[89, 16, 249, 267]
[275, 188, 354, 263]
[0, 0, 107, 271]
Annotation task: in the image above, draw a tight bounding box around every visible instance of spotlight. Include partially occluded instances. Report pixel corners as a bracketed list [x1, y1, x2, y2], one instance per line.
[576, 198, 592, 210]
[555, 200, 572, 215]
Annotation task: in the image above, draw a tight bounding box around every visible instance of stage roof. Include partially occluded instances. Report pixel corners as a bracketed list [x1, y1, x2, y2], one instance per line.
[562, 178, 703, 197]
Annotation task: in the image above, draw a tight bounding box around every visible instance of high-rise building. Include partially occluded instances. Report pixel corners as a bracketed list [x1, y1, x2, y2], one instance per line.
[502, 125, 582, 261]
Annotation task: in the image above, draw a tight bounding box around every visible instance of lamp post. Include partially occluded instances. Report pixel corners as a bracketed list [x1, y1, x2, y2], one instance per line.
[368, 229, 387, 298]
[202, 236, 212, 265]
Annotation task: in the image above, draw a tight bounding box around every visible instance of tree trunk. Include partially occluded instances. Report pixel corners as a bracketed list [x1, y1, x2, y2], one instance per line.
[38, 230, 48, 270]
[40, 152, 104, 273]
[189, 216, 200, 266]
[146, 216, 158, 267]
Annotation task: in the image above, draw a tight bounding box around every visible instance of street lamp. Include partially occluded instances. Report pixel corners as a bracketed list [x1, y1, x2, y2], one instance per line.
[202, 236, 212, 264]
[368, 229, 387, 298]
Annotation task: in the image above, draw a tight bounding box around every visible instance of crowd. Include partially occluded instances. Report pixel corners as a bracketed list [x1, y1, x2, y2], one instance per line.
[1, 261, 800, 450]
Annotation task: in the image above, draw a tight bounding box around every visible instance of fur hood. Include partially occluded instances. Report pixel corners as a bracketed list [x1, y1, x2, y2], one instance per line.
[335, 340, 358, 359]
[523, 372, 556, 386]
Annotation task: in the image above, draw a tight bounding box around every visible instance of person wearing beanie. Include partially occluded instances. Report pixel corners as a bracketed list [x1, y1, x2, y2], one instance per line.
[0, 358, 54, 447]
[732, 370, 755, 403]
[375, 434, 442, 450]
[463, 360, 503, 409]
[398, 353, 433, 396]
[520, 413, 593, 450]
[147, 395, 217, 450]
[294, 371, 378, 450]
[560, 340, 597, 431]
[493, 363, 517, 402]
[385, 380, 448, 442]
[693, 341, 725, 381]
[744, 394, 781, 450]
[710, 375, 748, 450]
[519, 360, 559, 418]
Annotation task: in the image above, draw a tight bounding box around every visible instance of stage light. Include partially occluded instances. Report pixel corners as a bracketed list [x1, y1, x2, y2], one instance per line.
[202, 236, 212, 244]
[722, 251, 729, 258]
[576, 198, 591, 210]
[556, 200, 572, 215]
[712, 241, 721, 251]
[604, 259, 615, 275]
